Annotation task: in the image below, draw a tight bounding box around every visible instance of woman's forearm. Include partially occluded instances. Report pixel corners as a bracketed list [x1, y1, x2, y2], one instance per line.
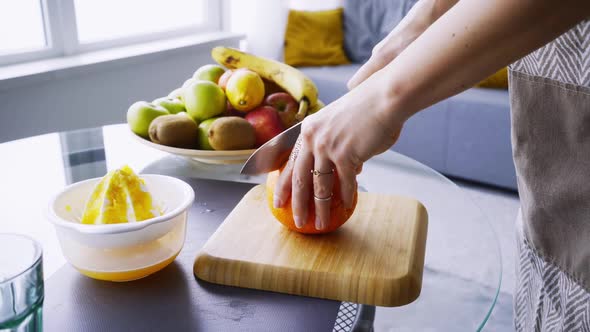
[432, 0, 459, 19]
[372, 0, 589, 124]
[383, 0, 459, 48]
[348, 0, 459, 89]
[400, 0, 458, 34]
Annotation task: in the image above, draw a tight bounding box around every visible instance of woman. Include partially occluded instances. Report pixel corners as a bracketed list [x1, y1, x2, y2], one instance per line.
[273, 0, 590, 330]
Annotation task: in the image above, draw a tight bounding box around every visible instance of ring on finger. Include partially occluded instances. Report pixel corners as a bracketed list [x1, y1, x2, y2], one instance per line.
[312, 159, 335, 231]
[313, 193, 333, 201]
[311, 168, 335, 176]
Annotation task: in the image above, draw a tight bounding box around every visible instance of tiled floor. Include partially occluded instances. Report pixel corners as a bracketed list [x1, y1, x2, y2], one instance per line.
[373, 179, 521, 331]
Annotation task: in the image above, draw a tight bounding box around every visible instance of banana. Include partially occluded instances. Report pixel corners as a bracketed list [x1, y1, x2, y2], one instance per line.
[308, 99, 325, 115]
[211, 47, 319, 120]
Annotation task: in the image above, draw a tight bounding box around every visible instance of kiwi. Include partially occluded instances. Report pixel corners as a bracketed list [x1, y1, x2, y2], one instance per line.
[208, 117, 256, 150]
[148, 113, 198, 148]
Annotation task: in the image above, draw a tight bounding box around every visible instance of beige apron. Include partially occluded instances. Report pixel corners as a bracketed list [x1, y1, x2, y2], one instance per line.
[509, 20, 590, 331]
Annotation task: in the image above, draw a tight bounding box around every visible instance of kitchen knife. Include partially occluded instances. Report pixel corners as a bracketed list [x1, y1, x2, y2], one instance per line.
[240, 122, 301, 175]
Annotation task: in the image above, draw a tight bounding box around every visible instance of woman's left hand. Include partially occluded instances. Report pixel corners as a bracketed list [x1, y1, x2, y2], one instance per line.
[272, 80, 403, 230]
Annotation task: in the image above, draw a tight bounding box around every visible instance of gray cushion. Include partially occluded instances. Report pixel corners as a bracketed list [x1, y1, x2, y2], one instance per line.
[392, 101, 450, 172]
[444, 88, 516, 189]
[343, 0, 418, 63]
[299, 64, 362, 104]
[395, 88, 516, 189]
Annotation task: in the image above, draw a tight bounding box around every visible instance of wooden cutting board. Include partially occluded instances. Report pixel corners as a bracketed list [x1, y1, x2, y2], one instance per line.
[193, 185, 428, 307]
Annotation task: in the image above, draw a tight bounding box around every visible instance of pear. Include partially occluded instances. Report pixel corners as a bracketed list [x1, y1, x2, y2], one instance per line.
[127, 101, 169, 138]
[184, 80, 226, 122]
[193, 64, 226, 83]
[197, 118, 218, 150]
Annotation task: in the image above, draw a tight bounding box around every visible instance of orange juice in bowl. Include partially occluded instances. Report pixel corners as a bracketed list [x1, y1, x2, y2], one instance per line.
[47, 166, 194, 281]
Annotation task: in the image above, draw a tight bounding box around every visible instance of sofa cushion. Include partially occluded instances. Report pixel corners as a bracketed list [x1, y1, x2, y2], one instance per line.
[476, 67, 509, 89]
[284, 8, 350, 67]
[342, 0, 418, 63]
[392, 101, 450, 172]
[445, 88, 516, 189]
[299, 64, 362, 104]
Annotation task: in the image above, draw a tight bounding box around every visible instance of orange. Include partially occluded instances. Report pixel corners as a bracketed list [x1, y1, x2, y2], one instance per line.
[266, 165, 358, 234]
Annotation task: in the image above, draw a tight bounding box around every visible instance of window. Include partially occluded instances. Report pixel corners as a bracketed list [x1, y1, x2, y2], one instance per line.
[0, 0, 47, 55]
[74, 0, 207, 44]
[0, 0, 220, 66]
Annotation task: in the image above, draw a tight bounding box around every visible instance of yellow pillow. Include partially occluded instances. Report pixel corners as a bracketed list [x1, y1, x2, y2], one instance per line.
[476, 67, 508, 89]
[284, 8, 350, 67]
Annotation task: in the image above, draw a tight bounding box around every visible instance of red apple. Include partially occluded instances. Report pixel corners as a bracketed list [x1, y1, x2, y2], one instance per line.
[265, 92, 297, 112]
[222, 100, 244, 117]
[264, 92, 299, 128]
[245, 106, 285, 146]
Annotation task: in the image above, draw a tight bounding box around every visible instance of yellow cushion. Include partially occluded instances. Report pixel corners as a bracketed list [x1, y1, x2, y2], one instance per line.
[476, 67, 508, 89]
[284, 8, 350, 67]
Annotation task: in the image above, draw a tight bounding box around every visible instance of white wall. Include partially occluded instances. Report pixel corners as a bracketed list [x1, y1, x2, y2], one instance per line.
[0, 38, 240, 142]
[227, 0, 288, 60]
[226, 0, 342, 60]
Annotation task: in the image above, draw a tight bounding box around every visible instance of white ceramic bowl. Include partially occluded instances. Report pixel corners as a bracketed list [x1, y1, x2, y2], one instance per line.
[129, 130, 255, 165]
[47, 174, 194, 282]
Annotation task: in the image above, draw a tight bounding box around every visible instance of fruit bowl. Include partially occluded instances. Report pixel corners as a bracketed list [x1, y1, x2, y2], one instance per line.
[47, 174, 195, 282]
[129, 130, 255, 165]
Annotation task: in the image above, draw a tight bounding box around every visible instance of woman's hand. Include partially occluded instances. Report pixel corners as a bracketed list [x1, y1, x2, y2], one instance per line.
[274, 0, 589, 231]
[270, 0, 453, 230]
[272, 79, 403, 230]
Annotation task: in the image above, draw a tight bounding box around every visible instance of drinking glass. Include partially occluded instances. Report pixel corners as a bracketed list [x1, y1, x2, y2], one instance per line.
[0, 234, 43, 332]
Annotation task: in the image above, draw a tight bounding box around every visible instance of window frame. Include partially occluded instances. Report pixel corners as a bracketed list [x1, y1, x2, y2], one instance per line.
[0, 0, 222, 66]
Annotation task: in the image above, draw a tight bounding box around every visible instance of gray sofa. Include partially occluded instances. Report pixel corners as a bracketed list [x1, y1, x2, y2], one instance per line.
[289, 0, 517, 190]
[299, 57, 517, 190]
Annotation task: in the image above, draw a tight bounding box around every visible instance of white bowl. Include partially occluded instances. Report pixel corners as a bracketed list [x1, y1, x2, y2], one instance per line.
[129, 130, 255, 165]
[47, 174, 194, 282]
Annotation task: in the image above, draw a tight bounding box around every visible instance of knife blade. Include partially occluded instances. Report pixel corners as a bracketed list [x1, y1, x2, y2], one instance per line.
[240, 122, 302, 175]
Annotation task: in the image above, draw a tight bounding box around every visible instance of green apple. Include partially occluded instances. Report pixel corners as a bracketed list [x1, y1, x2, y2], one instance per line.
[153, 97, 185, 114]
[168, 87, 185, 102]
[197, 117, 218, 150]
[193, 64, 226, 83]
[127, 101, 169, 138]
[182, 78, 196, 88]
[184, 80, 226, 122]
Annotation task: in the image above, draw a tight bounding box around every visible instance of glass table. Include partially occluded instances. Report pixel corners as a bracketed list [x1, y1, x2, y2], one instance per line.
[0, 124, 501, 331]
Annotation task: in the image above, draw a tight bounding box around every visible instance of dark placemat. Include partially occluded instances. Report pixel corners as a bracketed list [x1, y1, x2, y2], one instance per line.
[44, 178, 340, 332]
